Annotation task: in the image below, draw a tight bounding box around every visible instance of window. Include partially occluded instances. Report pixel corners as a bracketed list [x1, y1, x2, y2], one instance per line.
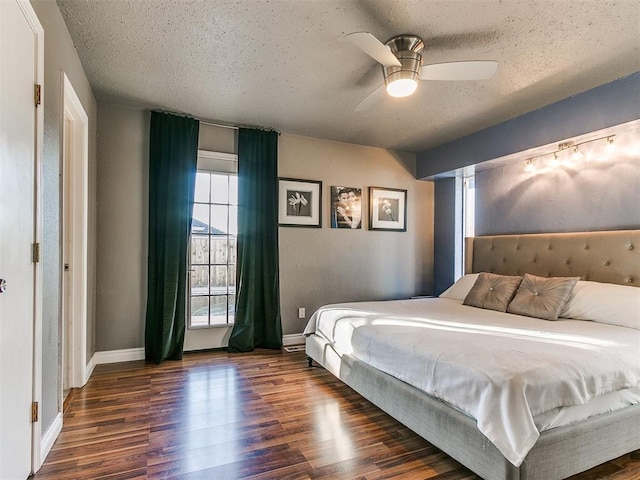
[452, 173, 476, 282]
[463, 175, 475, 238]
[189, 151, 238, 328]
[461, 174, 475, 279]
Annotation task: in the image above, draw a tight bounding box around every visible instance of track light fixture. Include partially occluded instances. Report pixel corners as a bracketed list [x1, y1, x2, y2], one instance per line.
[524, 159, 536, 173]
[605, 136, 616, 154]
[523, 134, 616, 172]
[571, 146, 584, 161]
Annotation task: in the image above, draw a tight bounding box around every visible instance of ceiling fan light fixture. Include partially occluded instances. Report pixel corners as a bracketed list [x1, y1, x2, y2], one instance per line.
[348, 31, 499, 111]
[382, 35, 424, 98]
[386, 78, 418, 97]
[384, 63, 421, 97]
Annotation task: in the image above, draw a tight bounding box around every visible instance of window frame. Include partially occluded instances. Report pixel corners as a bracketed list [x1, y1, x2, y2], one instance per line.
[450, 172, 476, 283]
[188, 150, 238, 329]
[460, 173, 475, 280]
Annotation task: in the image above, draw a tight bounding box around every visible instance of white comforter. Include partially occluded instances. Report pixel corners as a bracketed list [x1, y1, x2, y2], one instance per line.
[303, 297, 640, 467]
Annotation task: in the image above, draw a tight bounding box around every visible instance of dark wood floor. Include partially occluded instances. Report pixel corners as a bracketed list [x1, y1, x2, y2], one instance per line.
[34, 349, 639, 479]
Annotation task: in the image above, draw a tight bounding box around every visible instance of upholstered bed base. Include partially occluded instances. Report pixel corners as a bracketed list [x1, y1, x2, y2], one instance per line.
[306, 334, 640, 480]
[306, 230, 640, 479]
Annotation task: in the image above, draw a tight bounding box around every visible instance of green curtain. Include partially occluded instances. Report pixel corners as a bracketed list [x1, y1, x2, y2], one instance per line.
[144, 111, 199, 364]
[228, 128, 282, 352]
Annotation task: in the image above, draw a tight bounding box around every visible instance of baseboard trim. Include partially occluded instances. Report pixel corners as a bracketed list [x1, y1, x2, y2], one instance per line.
[92, 340, 308, 363]
[40, 412, 62, 465]
[282, 333, 305, 346]
[93, 347, 145, 365]
[84, 353, 96, 386]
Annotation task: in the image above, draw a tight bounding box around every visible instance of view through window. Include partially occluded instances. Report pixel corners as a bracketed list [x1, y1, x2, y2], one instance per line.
[189, 169, 237, 327]
[461, 175, 475, 279]
[452, 174, 476, 282]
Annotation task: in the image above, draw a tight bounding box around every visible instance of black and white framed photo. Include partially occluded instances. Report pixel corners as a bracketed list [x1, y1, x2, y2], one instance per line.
[369, 186, 407, 231]
[330, 186, 362, 229]
[278, 178, 322, 227]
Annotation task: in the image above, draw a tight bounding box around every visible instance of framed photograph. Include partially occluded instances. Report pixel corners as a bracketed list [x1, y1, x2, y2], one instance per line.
[278, 178, 322, 227]
[369, 186, 407, 231]
[330, 186, 362, 229]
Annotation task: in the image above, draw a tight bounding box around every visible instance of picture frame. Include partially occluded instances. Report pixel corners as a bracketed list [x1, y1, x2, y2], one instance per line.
[278, 178, 322, 227]
[369, 186, 407, 231]
[330, 186, 362, 229]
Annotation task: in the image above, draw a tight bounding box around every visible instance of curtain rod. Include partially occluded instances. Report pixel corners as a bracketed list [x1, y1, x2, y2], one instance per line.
[199, 120, 238, 130]
[199, 119, 280, 135]
[152, 111, 279, 134]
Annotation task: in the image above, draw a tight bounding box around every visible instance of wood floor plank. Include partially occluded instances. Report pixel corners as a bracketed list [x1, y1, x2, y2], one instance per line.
[34, 349, 640, 479]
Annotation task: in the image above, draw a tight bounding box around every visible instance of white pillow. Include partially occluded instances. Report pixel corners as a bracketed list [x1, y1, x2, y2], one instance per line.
[439, 273, 480, 301]
[560, 280, 640, 329]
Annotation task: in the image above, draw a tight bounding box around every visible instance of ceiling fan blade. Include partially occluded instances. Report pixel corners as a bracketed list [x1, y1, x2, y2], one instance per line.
[346, 32, 401, 68]
[354, 85, 385, 112]
[420, 61, 498, 81]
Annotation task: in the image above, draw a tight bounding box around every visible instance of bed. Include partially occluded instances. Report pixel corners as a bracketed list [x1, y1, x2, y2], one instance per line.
[304, 229, 640, 480]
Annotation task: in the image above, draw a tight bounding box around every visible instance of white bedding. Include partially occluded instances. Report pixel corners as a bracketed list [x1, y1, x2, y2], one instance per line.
[303, 297, 640, 467]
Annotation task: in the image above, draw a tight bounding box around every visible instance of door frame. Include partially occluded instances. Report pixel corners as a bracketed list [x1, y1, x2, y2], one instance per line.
[14, 0, 45, 472]
[60, 72, 89, 394]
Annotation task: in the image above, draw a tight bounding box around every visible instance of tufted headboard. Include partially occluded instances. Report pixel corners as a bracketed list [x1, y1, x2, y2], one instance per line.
[465, 230, 640, 287]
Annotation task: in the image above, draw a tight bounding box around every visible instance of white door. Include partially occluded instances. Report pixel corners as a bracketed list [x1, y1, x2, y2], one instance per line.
[0, 1, 39, 477]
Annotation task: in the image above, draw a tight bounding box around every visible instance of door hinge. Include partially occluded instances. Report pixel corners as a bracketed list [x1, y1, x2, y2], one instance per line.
[32, 242, 40, 263]
[34, 84, 42, 107]
[32, 402, 39, 423]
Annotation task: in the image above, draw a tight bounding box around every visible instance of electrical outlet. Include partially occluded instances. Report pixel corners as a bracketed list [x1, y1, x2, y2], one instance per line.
[298, 307, 306, 319]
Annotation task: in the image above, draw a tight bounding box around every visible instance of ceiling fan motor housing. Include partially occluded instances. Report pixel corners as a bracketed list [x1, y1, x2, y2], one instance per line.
[383, 35, 424, 88]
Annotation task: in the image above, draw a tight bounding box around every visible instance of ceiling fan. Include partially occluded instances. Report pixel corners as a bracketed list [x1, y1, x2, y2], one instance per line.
[347, 32, 498, 111]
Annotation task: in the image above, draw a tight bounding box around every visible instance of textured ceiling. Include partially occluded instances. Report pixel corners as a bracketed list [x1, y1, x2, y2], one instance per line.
[56, 0, 640, 153]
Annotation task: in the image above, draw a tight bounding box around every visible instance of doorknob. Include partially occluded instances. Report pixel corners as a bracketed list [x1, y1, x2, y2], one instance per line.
[0, 279, 6, 293]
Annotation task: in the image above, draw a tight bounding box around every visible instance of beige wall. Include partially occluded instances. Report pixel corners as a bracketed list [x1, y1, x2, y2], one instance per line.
[95, 105, 434, 346]
[96, 110, 239, 350]
[95, 104, 149, 350]
[199, 123, 237, 154]
[278, 134, 434, 334]
[31, 0, 98, 434]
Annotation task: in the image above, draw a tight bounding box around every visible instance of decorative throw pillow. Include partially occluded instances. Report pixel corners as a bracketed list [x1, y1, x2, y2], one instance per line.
[462, 273, 523, 312]
[439, 273, 480, 301]
[507, 273, 579, 320]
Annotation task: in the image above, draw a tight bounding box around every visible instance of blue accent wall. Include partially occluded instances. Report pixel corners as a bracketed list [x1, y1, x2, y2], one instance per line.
[475, 153, 640, 236]
[433, 178, 457, 294]
[417, 73, 640, 179]
[424, 73, 640, 292]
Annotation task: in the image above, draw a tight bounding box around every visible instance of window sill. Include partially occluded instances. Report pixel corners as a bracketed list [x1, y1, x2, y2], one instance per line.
[188, 323, 234, 330]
